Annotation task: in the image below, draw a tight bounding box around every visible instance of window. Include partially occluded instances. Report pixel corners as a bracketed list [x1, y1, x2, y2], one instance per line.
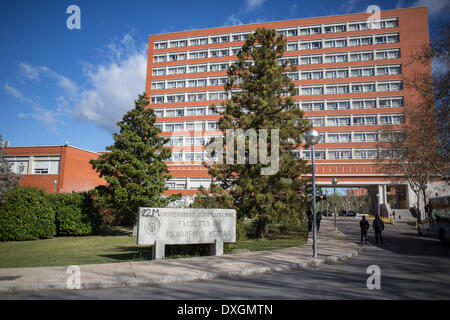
[308, 117, 325, 127]
[232, 33, 250, 42]
[189, 51, 208, 59]
[300, 26, 321, 35]
[352, 100, 376, 109]
[210, 49, 229, 58]
[327, 117, 351, 126]
[353, 132, 378, 142]
[378, 81, 402, 92]
[167, 80, 186, 89]
[209, 92, 227, 100]
[327, 101, 350, 110]
[325, 84, 349, 94]
[167, 94, 185, 103]
[187, 78, 207, 87]
[165, 108, 184, 117]
[168, 52, 187, 61]
[379, 97, 404, 108]
[301, 71, 323, 80]
[353, 116, 377, 125]
[209, 77, 227, 86]
[152, 82, 165, 90]
[190, 179, 212, 189]
[154, 55, 166, 63]
[277, 28, 298, 37]
[33, 156, 60, 174]
[154, 109, 164, 117]
[300, 56, 322, 65]
[301, 86, 323, 95]
[328, 150, 352, 159]
[350, 67, 375, 77]
[151, 96, 164, 104]
[380, 114, 405, 124]
[324, 54, 348, 63]
[168, 66, 186, 75]
[186, 107, 206, 116]
[211, 35, 230, 44]
[324, 24, 346, 33]
[352, 83, 375, 93]
[375, 49, 401, 60]
[300, 41, 322, 50]
[169, 39, 187, 48]
[190, 37, 208, 46]
[4, 156, 29, 174]
[375, 34, 399, 44]
[348, 22, 369, 31]
[152, 68, 166, 76]
[327, 133, 351, 142]
[349, 37, 372, 46]
[380, 19, 398, 29]
[325, 69, 348, 79]
[377, 65, 401, 75]
[302, 150, 326, 160]
[324, 39, 347, 48]
[187, 93, 207, 101]
[188, 64, 208, 73]
[354, 149, 377, 159]
[154, 42, 167, 50]
[186, 122, 205, 131]
[287, 72, 299, 80]
[286, 43, 298, 51]
[278, 57, 298, 66]
[210, 62, 229, 72]
[302, 102, 324, 111]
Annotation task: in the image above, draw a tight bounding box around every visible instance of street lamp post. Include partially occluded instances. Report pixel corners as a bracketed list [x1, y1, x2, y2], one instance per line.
[305, 130, 320, 258]
[325, 189, 328, 221]
[332, 178, 338, 232]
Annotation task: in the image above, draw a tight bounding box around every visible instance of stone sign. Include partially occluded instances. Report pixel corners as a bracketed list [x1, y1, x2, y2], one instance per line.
[137, 207, 236, 259]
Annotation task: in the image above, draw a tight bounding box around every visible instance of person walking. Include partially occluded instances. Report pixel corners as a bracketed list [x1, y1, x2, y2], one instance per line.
[316, 211, 322, 232]
[307, 209, 313, 232]
[360, 215, 369, 243]
[373, 215, 385, 244]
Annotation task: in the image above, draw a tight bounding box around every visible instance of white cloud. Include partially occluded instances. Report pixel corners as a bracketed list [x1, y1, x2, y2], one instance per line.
[4, 83, 58, 130]
[223, 14, 244, 26]
[244, 0, 267, 12]
[290, 4, 298, 15]
[411, 0, 450, 17]
[9, 34, 148, 133]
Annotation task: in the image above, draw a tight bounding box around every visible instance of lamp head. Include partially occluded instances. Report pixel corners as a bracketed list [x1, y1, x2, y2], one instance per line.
[331, 178, 338, 186]
[305, 130, 320, 145]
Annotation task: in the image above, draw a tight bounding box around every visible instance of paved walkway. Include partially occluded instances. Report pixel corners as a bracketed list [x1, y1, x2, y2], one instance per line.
[0, 219, 363, 293]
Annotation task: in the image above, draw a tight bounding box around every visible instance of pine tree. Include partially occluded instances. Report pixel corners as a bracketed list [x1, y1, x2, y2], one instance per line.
[89, 93, 181, 225]
[203, 28, 312, 238]
[0, 134, 20, 204]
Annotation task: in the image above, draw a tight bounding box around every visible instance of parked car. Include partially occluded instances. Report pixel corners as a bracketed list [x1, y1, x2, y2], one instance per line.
[339, 210, 347, 216]
[417, 218, 430, 236]
[347, 210, 357, 217]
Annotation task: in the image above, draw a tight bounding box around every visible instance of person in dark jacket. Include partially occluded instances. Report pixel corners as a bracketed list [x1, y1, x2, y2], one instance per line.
[316, 211, 322, 232]
[373, 215, 385, 244]
[307, 209, 313, 232]
[360, 216, 369, 243]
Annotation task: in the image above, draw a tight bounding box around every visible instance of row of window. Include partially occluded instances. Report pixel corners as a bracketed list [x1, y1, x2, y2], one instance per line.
[290, 64, 401, 80]
[151, 64, 401, 90]
[282, 48, 401, 66]
[153, 34, 399, 63]
[151, 48, 401, 77]
[299, 97, 404, 111]
[155, 121, 219, 132]
[306, 113, 405, 127]
[286, 33, 399, 51]
[165, 178, 212, 190]
[154, 18, 399, 50]
[163, 130, 382, 147]
[300, 80, 403, 95]
[154, 105, 225, 117]
[4, 156, 60, 174]
[150, 80, 402, 104]
[164, 147, 381, 165]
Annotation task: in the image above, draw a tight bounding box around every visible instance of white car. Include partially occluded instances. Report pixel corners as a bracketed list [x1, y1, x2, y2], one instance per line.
[417, 218, 430, 236]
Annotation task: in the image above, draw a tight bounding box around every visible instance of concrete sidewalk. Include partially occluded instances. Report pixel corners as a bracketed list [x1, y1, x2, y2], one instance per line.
[0, 219, 363, 293]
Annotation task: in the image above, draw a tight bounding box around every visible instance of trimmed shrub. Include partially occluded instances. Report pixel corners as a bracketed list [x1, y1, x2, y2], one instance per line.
[0, 186, 56, 241]
[49, 192, 100, 236]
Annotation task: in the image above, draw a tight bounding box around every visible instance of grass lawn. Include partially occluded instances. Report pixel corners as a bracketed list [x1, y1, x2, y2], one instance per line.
[0, 223, 308, 269]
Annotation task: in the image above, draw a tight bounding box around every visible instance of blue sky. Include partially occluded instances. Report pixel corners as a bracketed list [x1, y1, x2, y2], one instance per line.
[0, 0, 448, 152]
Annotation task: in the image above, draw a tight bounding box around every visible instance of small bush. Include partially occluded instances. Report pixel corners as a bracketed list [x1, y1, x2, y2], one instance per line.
[0, 186, 56, 241]
[49, 192, 100, 236]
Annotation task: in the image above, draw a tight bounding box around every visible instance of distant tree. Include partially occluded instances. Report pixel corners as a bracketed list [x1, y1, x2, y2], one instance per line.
[0, 134, 20, 204]
[202, 28, 312, 238]
[89, 93, 181, 225]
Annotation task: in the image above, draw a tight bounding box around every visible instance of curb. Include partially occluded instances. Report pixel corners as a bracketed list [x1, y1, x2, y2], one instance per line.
[0, 246, 364, 293]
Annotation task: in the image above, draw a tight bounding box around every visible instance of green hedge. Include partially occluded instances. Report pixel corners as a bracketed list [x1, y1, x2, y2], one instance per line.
[0, 187, 100, 241]
[0, 187, 56, 241]
[49, 192, 100, 236]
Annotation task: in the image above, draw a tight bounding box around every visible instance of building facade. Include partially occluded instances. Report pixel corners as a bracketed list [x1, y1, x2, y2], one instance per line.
[3, 145, 105, 193]
[145, 7, 431, 209]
